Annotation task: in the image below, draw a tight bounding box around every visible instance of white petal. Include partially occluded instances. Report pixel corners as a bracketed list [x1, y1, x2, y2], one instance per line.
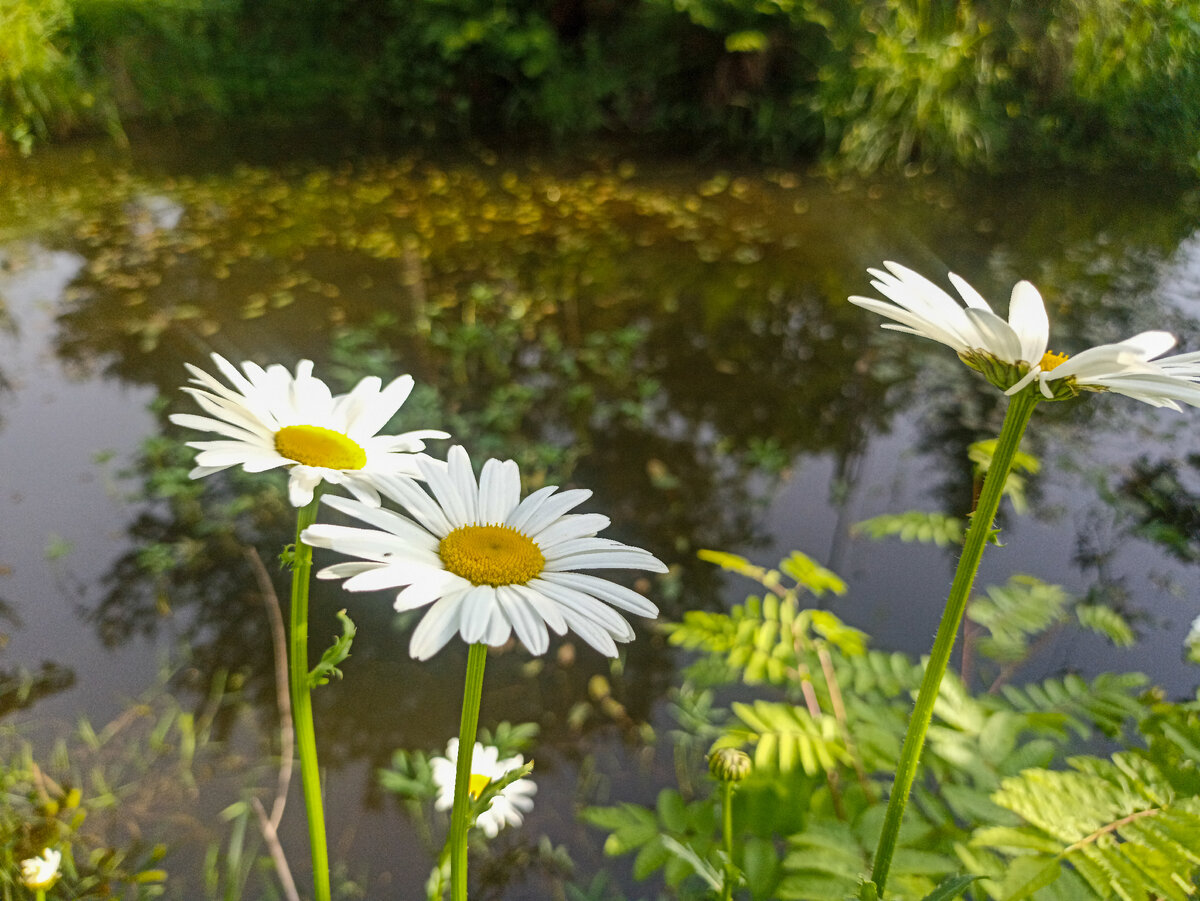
[314, 561, 386, 580]
[460, 584, 498, 644]
[1007, 280, 1050, 363]
[423, 447, 476, 525]
[288, 469, 323, 507]
[477, 458, 521, 524]
[321, 494, 439, 549]
[508, 488, 593, 535]
[496, 585, 549, 655]
[393, 571, 463, 611]
[410, 593, 470, 660]
[541, 571, 659, 618]
[376, 474, 456, 536]
[529, 513, 610, 548]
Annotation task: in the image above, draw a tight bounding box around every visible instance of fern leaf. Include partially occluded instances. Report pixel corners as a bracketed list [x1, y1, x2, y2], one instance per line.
[967, 574, 1071, 664]
[1074, 604, 1137, 647]
[975, 751, 1200, 901]
[697, 549, 785, 592]
[779, 550, 847, 597]
[852, 511, 965, 546]
[997, 672, 1147, 739]
[717, 700, 850, 775]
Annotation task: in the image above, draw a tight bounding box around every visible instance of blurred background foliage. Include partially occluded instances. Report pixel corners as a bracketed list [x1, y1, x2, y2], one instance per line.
[2, 0, 1199, 174]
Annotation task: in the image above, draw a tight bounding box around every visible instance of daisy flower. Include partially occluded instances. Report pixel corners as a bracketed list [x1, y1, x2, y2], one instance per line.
[852, 262, 1200, 408]
[20, 848, 61, 890]
[1187, 614, 1200, 666]
[431, 739, 536, 838]
[849, 261, 1051, 388]
[1018, 333, 1200, 410]
[169, 353, 449, 507]
[301, 445, 665, 660]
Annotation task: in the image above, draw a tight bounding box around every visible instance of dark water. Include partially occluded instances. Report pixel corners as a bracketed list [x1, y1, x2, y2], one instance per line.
[2, 131, 1200, 898]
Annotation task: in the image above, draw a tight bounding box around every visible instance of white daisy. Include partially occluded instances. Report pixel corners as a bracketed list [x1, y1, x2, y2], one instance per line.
[849, 261, 1051, 384]
[169, 353, 449, 507]
[300, 445, 665, 660]
[1020, 333, 1200, 411]
[431, 739, 536, 838]
[1187, 614, 1200, 665]
[853, 262, 1200, 408]
[20, 848, 61, 890]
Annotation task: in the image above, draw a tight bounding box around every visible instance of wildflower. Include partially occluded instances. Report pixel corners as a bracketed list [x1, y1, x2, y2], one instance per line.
[20, 848, 61, 890]
[301, 445, 664, 660]
[1187, 614, 1200, 665]
[849, 261, 1050, 389]
[852, 262, 1200, 408]
[431, 739, 536, 838]
[170, 353, 448, 506]
[1015, 333, 1200, 410]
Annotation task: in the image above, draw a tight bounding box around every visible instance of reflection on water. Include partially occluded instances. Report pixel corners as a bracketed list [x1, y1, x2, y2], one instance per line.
[2, 134, 1200, 896]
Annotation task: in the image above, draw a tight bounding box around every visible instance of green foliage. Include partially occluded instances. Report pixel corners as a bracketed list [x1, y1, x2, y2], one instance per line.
[967, 575, 1071, 664]
[975, 752, 1200, 900]
[996, 673, 1149, 740]
[588, 546, 1195, 901]
[307, 609, 356, 689]
[6, 0, 1200, 174]
[0, 671, 246, 898]
[853, 511, 965, 547]
[1073, 603, 1136, 648]
[581, 790, 719, 890]
[0, 0, 105, 153]
[666, 549, 861, 687]
[715, 700, 850, 776]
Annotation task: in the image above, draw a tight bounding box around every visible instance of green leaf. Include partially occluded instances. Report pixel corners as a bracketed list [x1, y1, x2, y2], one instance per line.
[967, 574, 1071, 664]
[917, 874, 980, 901]
[852, 511, 965, 547]
[308, 609, 356, 689]
[779, 551, 847, 597]
[660, 835, 724, 891]
[1074, 603, 1136, 647]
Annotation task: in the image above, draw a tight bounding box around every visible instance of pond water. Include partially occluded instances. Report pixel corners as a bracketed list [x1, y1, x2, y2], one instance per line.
[2, 129, 1200, 898]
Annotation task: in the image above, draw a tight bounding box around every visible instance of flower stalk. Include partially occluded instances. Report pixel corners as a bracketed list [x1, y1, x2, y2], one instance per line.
[289, 495, 332, 901]
[720, 780, 735, 901]
[450, 642, 488, 901]
[869, 390, 1040, 896]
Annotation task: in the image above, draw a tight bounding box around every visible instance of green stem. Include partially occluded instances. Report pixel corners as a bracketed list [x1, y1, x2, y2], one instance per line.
[450, 642, 488, 901]
[870, 391, 1039, 896]
[290, 496, 331, 901]
[721, 780, 734, 901]
[36, 890, 46, 901]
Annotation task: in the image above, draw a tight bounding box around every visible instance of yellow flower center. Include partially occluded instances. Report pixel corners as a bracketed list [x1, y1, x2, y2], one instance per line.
[1039, 350, 1070, 372]
[439, 524, 546, 587]
[468, 772, 492, 799]
[274, 425, 367, 470]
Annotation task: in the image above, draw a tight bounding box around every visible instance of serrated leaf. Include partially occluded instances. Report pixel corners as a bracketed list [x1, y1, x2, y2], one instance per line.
[308, 609, 356, 688]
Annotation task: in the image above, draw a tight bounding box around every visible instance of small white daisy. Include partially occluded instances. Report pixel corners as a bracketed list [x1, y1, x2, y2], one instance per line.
[431, 739, 536, 838]
[1187, 614, 1200, 665]
[853, 262, 1200, 408]
[20, 848, 61, 890]
[169, 353, 449, 507]
[301, 445, 665, 660]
